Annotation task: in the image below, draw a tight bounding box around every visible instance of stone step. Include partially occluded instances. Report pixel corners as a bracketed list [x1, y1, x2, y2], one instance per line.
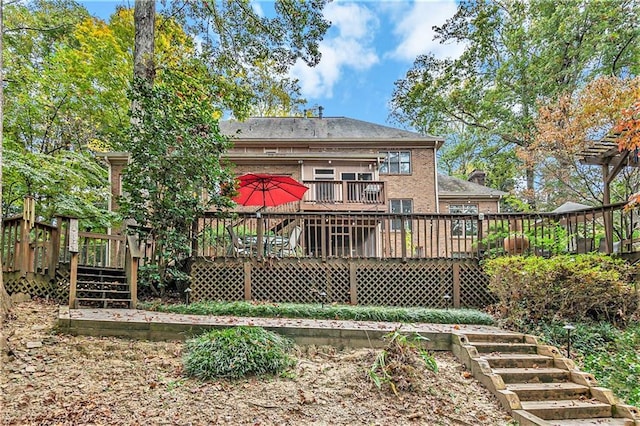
[548, 417, 635, 425]
[482, 353, 555, 369]
[463, 332, 526, 343]
[507, 382, 590, 401]
[521, 399, 612, 421]
[492, 367, 571, 384]
[471, 342, 539, 354]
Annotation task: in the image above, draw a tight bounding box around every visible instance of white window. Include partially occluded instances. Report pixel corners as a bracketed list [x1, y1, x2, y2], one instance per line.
[390, 199, 412, 231]
[314, 168, 335, 202]
[449, 204, 478, 237]
[380, 151, 411, 175]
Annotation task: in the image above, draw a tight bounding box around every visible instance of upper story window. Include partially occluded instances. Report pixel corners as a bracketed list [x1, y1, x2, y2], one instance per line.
[380, 151, 411, 175]
[449, 204, 478, 237]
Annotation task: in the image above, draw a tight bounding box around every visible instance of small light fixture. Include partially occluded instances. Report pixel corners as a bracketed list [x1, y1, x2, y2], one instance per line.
[184, 287, 192, 306]
[563, 324, 575, 358]
[443, 294, 451, 310]
[318, 291, 327, 308]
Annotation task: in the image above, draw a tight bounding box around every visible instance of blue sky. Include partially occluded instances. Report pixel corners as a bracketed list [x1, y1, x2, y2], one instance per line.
[82, 0, 463, 127]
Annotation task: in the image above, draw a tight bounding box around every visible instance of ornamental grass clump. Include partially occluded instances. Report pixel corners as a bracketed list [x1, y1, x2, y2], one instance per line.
[368, 330, 438, 396]
[183, 327, 296, 380]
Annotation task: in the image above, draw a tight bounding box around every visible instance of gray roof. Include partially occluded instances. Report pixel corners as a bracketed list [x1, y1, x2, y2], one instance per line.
[551, 201, 593, 213]
[437, 174, 507, 198]
[220, 116, 441, 141]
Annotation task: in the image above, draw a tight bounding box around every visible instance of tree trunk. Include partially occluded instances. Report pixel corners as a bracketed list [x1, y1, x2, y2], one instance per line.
[134, 0, 156, 85]
[0, 0, 12, 358]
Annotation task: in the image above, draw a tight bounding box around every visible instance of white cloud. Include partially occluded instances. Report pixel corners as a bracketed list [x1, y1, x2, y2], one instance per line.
[387, 0, 464, 62]
[290, 2, 379, 99]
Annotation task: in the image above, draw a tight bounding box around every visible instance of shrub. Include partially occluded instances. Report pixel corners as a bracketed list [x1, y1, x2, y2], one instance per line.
[483, 254, 639, 327]
[368, 330, 438, 395]
[183, 327, 296, 380]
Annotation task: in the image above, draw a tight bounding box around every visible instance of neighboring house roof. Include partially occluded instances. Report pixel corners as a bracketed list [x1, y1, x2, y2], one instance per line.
[551, 201, 592, 213]
[220, 116, 442, 146]
[437, 174, 507, 199]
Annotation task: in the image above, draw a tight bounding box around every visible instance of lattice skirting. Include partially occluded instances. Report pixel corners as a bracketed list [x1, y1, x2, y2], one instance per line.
[189, 258, 493, 308]
[4, 271, 68, 303]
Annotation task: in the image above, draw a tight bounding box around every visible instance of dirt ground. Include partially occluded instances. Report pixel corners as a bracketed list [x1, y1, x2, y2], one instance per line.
[1, 299, 515, 425]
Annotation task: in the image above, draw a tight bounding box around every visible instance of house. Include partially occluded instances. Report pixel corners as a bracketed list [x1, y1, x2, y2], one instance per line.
[220, 116, 505, 215]
[219, 116, 506, 258]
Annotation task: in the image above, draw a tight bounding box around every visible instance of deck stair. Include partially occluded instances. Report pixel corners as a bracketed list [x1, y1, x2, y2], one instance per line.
[452, 332, 640, 425]
[74, 265, 130, 309]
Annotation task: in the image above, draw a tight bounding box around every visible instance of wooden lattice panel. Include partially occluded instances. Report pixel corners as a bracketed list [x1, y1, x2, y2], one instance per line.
[459, 263, 496, 308]
[5, 273, 58, 300]
[190, 260, 244, 302]
[252, 261, 350, 304]
[357, 261, 453, 308]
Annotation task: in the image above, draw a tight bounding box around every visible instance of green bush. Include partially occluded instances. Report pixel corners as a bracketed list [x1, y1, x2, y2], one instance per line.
[529, 321, 640, 406]
[483, 254, 639, 327]
[183, 327, 296, 380]
[140, 300, 495, 325]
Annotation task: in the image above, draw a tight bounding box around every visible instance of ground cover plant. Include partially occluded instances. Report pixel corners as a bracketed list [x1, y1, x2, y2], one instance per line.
[140, 300, 495, 325]
[183, 326, 296, 380]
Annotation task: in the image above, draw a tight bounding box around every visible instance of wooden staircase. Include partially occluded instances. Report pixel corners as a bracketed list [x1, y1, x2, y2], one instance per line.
[74, 265, 131, 309]
[452, 332, 640, 425]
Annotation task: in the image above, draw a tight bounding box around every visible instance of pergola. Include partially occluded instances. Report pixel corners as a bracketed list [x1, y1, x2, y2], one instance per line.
[578, 132, 639, 252]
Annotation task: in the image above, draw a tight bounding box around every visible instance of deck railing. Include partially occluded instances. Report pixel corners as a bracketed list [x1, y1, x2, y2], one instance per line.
[193, 203, 638, 260]
[302, 180, 386, 205]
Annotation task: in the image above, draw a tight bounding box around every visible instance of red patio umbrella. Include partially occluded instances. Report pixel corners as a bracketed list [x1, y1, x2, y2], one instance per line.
[233, 173, 309, 208]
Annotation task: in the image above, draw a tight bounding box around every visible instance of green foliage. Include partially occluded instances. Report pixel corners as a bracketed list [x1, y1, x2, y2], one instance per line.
[391, 0, 640, 204]
[139, 300, 495, 325]
[368, 330, 438, 395]
[183, 327, 296, 380]
[483, 254, 638, 327]
[120, 68, 237, 288]
[528, 322, 640, 406]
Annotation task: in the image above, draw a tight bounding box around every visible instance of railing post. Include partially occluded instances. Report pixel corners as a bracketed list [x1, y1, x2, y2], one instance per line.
[69, 252, 78, 309]
[20, 218, 31, 275]
[349, 260, 357, 305]
[452, 262, 461, 309]
[130, 256, 138, 309]
[244, 261, 252, 301]
[48, 217, 61, 279]
[125, 234, 142, 309]
[68, 219, 79, 309]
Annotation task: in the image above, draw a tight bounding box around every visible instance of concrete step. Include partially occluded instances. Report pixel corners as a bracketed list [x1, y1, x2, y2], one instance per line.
[471, 342, 539, 354]
[483, 353, 555, 369]
[507, 382, 590, 401]
[493, 367, 571, 384]
[548, 418, 635, 425]
[463, 332, 526, 343]
[521, 399, 612, 421]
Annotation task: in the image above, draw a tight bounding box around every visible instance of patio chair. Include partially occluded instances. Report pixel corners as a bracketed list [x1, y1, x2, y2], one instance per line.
[226, 225, 254, 256]
[278, 226, 302, 257]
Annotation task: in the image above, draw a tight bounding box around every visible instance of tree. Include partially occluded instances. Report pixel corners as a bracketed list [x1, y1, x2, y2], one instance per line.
[119, 66, 236, 292]
[532, 76, 640, 206]
[133, 0, 329, 120]
[391, 0, 640, 207]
